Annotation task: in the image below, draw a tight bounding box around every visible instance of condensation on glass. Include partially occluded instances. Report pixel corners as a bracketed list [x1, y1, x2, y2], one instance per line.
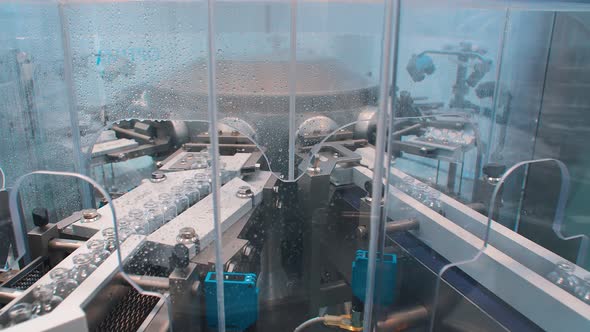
[0, 1, 589, 332]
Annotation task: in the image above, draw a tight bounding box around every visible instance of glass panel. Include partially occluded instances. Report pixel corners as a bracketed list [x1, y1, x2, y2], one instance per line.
[2, 1, 590, 332]
[0, 1, 82, 226]
[386, 1, 590, 332]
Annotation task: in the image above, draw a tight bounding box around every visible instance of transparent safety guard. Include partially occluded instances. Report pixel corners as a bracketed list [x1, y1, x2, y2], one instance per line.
[1, 0, 590, 332]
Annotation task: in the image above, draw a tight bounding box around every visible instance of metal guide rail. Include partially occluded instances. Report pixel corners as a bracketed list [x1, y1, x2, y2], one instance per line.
[352, 147, 590, 332]
[0, 154, 270, 331]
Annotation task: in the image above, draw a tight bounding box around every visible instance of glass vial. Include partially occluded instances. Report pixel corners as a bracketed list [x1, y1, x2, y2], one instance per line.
[171, 186, 190, 213]
[69, 253, 97, 283]
[182, 179, 201, 206]
[8, 303, 34, 325]
[143, 200, 164, 232]
[86, 239, 110, 266]
[547, 261, 579, 292]
[194, 172, 211, 196]
[32, 283, 62, 315]
[574, 276, 590, 304]
[50, 267, 78, 298]
[158, 193, 178, 223]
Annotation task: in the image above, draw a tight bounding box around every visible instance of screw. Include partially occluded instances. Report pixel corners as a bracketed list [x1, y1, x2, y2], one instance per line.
[236, 186, 254, 198]
[81, 209, 101, 223]
[156, 161, 163, 168]
[242, 245, 254, 258]
[150, 171, 167, 183]
[226, 261, 236, 273]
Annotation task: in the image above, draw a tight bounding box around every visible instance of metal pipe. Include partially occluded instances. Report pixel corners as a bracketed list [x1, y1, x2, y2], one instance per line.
[0, 287, 23, 304]
[418, 50, 487, 62]
[111, 125, 153, 143]
[392, 123, 421, 138]
[385, 219, 419, 234]
[376, 305, 429, 332]
[116, 273, 170, 290]
[364, 1, 399, 330]
[206, 0, 226, 328]
[48, 238, 84, 253]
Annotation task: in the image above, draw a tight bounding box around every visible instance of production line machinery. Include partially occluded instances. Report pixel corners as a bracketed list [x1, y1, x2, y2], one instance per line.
[0, 112, 588, 332]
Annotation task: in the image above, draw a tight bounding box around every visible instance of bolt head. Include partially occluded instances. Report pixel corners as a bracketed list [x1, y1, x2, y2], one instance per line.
[176, 227, 199, 245]
[81, 209, 101, 223]
[242, 245, 253, 258]
[236, 186, 253, 198]
[150, 171, 167, 183]
[226, 261, 236, 273]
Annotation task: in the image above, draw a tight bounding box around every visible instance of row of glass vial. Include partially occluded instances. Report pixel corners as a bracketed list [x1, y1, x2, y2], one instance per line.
[546, 261, 590, 304]
[397, 176, 444, 214]
[179, 150, 234, 183]
[122, 173, 212, 236]
[5, 238, 114, 326]
[422, 127, 472, 146]
[178, 149, 215, 170]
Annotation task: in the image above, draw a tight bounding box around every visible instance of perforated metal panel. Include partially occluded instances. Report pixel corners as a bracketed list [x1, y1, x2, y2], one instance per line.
[93, 288, 159, 332]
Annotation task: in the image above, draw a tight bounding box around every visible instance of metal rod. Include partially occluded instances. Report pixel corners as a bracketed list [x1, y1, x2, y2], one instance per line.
[418, 50, 486, 61]
[363, 1, 399, 331]
[287, 0, 298, 181]
[206, 0, 226, 330]
[392, 123, 421, 137]
[484, 9, 510, 165]
[0, 287, 23, 304]
[111, 125, 153, 143]
[117, 273, 170, 290]
[48, 238, 84, 252]
[58, 3, 93, 209]
[376, 305, 428, 332]
[385, 219, 419, 234]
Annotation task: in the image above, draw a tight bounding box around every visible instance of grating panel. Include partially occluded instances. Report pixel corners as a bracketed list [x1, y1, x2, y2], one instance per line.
[93, 288, 159, 332]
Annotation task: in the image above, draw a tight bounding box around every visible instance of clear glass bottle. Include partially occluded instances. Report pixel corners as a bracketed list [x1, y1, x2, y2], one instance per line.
[574, 276, 590, 304]
[423, 127, 435, 142]
[102, 227, 118, 252]
[69, 253, 97, 283]
[190, 154, 209, 169]
[50, 267, 78, 298]
[546, 261, 580, 292]
[194, 173, 211, 196]
[218, 161, 231, 184]
[128, 209, 148, 235]
[201, 148, 212, 167]
[8, 303, 34, 325]
[182, 179, 201, 206]
[426, 190, 443, 214]
[31, 283, 62, 315]
[414, 183, 429, 203]
[86, 239, 110, 266]
[171, 186, 190, 213]
[143, 200, 164, 232]
[158, 193, 178, 223]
